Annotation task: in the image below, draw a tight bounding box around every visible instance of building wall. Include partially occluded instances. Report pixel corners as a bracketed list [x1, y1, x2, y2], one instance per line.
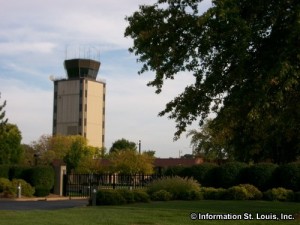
[54, 79, 80, 135]
[84, 80, 105, 148]
[53, 78, 105, 148]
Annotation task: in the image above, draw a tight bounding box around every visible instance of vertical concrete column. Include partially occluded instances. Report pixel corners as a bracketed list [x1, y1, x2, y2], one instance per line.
[53, 162, 67, 196]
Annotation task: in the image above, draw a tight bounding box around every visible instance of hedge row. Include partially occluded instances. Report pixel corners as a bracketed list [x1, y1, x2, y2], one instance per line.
[94, 179, 300, 205]
[163, 162, 300, 191]
[95, 189, 150, 205]
[0, 165, 55, 197]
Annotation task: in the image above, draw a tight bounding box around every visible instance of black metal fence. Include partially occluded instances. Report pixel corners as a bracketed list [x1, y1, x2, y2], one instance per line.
[63, 173, 161, 197]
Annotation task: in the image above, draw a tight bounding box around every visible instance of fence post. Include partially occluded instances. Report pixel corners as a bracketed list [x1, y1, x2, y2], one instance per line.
[17, 183, 21, 198]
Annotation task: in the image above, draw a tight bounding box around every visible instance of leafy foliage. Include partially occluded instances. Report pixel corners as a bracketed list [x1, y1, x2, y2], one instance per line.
[109, 150, 154, 174]
[274, 162, 300, 191]
[96, 189, 126, 205]
[189, 163, 218, 186]
[132, 189, 150, 202]
[225, 186, 249, 200]
[214, 162, 248, 188]
[241, 163, 278, 191]
[264, 187, 295, 201]
[30, 135, 102, 172]
[0, 93, 8, 131]
[0, 165, 10, 178]
[238, 184, 263, 200]
[109, 138, 137, 153]
[95, 189, 150, 205]
[201, 187, 227, 200]
[147, 176, 201, 200]
[151, 190, 173, 201]
[24, 166, 54, 197]
[125, 0, 300, 163]
[187, 120, 229, 161]
[0, 124, 23, 165]
[11, 179, 35, 197]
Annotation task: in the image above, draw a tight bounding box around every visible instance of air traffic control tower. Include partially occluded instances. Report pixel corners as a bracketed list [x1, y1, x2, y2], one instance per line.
[52, 58, 106, 148]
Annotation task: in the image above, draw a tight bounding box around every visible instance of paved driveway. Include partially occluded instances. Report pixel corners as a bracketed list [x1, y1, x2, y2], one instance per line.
[0, 199, 88, 210]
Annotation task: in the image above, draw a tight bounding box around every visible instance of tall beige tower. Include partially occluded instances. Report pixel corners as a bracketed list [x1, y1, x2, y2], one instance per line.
[52, 58, 105, 148]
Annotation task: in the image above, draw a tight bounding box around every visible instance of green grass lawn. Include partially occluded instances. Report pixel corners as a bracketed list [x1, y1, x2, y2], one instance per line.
[1, 200, 299, 225]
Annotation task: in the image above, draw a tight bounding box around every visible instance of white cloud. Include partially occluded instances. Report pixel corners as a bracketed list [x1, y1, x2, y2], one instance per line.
[0, 0, 211, 158]
[0, 42, 56, 55]
[0, 79, 53, 144]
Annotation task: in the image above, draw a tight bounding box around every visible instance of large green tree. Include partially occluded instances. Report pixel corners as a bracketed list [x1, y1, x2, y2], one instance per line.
[125, 0, 300, 163]
[109, 138, 137, 153]
[0, 93, 8, 131]
[109, 150, 154, 175]
[187, 119, 230, 161]
[0, 124, 23, 164]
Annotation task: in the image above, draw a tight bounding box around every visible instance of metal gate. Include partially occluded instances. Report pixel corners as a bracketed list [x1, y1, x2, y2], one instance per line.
[63, 173, 160, 197]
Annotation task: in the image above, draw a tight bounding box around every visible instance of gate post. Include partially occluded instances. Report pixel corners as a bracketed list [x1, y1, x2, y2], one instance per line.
[52, 160, 67, 196]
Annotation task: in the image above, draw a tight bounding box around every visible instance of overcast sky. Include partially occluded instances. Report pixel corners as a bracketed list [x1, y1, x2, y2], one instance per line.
[0, 0, 212, 158]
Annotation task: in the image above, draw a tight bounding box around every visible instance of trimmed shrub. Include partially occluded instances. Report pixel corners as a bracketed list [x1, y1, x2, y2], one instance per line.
[151, 190, 173, 201]
[264, 187, 294, 201]
[0, 165, 10, 178]
[294, 192, 300, 202]
[0, 177, 11, 192]
[147, 176, 201, 200]
[184, 190, 203, 200]
[35, 188, 51, 197]
[0, 177, 15, 197]
[241, 163, 277, 191]
[24, 166, 54, 196]
[201, 187, 227, 200]
[274, 162, 300, 191]
[225, 186, 248, 200]
[178, 166, 194, 178]
[238, 184, 262, 200]
[215, 162, 248, 188]
[96, 189, 126, 205]
[117, 189, 135, 203]
[11, 179, 35, 197]
[163, 166, 186, 176]
[191, 163, 218, 187]
[132, 189, 150, 203]
[9, 166, 29, 180]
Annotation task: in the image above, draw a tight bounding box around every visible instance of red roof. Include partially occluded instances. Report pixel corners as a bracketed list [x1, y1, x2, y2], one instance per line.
[96, 157, 203, 168]
[154, 158, 203, 167]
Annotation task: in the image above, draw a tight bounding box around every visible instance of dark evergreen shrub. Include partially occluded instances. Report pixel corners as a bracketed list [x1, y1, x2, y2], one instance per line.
[274, 162, 300, 191]
[151, 190, 173, 201]
[264, 187, 294, 201]
[215, 162, 248, 188]
[24, 166, 54, 196]
[163, 166, 186, 176]
[8, 166, 29, 180]
[179, 166, 194, 178]
[0, 165, 10, 178]
[34, 187, 51, 197]
[190, 163, 218, 186]
[96, 189, 126, 205]
[294, 192, 300, 202]
[241, 163, 277, 191]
